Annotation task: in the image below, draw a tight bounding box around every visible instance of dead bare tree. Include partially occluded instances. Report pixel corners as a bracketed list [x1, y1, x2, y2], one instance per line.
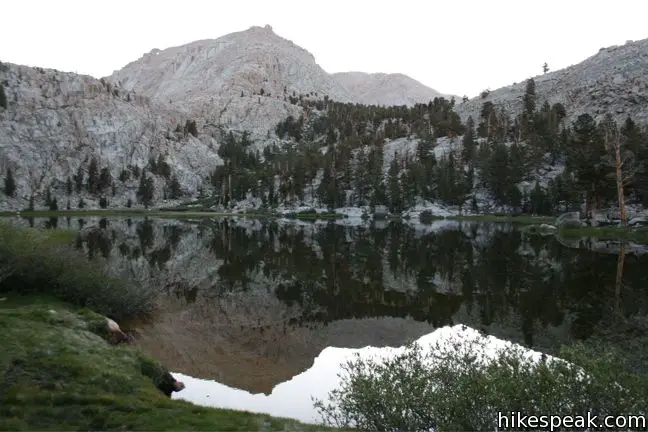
[602, 117, 637, 228]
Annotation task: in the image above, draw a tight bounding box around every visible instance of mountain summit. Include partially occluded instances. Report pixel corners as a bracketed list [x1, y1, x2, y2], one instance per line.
[108, 26, 447, 135]
[332, 72, 447, 107]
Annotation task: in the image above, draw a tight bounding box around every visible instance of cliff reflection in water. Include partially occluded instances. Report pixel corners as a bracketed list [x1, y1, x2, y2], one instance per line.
[14, 216, 648, 394]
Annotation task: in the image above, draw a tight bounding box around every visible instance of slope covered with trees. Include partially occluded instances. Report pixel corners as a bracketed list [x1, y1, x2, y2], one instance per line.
[203, 78, 648, 219]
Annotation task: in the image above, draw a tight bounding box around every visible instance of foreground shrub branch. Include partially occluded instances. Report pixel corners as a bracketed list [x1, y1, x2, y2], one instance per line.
[314, 334, 647, 431]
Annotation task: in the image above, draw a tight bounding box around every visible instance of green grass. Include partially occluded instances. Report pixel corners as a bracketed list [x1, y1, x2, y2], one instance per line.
[0, 297, 336, 431]
[446, 214, 555, 224]
[558, 226, 648, 244]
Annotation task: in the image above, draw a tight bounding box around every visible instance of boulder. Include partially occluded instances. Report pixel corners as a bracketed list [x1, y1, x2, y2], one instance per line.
[555, 212, 584, 228]
[106, 317, 130, 345]
[629, 216, 648, 226]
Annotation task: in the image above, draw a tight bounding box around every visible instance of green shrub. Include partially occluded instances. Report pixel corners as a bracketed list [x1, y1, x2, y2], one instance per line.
[314, 334, 647, 431]
[297, 208, 317, 216]
[0, 223, 155, 320]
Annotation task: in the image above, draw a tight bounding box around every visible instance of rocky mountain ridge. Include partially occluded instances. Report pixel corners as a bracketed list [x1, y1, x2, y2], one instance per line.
[456, 38, 648, 126]
[2, 29, 648, 212]
[109, 25, 342, 137]
[108, 25, 455, 137]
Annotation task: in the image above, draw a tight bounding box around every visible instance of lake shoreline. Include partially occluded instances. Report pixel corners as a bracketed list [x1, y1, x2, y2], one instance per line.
[4, 210, 648, 243]
[0, 296, 335, 431]
[0, 208, 554, 223]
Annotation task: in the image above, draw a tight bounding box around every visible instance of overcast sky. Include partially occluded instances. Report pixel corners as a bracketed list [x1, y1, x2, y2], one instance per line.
[3, 0, 647, 97]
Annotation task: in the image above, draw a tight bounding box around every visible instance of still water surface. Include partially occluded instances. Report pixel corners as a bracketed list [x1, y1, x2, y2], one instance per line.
[11, 216, 648, 423]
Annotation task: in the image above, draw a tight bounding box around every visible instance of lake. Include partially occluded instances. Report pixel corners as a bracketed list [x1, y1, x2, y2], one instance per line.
[7, 215, 648, 424]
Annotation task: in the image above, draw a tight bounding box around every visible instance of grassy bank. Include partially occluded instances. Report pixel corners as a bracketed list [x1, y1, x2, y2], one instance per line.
[558, 225, 648, 244]
[0, 298, 331, 431]
[446, 214, 555, 224]
[0, 223, 337, 430]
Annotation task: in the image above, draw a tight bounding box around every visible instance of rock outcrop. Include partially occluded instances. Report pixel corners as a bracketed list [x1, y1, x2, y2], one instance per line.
[0, 62, 222, 210]
[456, 38, 648, 125]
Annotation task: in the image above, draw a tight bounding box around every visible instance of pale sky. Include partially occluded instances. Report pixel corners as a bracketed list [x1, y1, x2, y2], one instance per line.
[2, 0, 647, 97]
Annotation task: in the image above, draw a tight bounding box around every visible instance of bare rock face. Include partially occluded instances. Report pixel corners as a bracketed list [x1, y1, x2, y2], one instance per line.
[456, 38, 648, 126]
[108, 25, 351, 137]
[107, 26, 453, 137]
[0, 62, 222, 210]
[332, 71, 447, 107]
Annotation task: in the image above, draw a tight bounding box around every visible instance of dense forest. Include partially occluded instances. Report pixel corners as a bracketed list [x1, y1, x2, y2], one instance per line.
[207, 78, 648, 218]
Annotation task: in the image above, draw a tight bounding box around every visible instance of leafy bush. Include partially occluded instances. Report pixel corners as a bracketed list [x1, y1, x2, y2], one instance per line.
[314, 334, 647, 431]
[0, 223, 156, 320]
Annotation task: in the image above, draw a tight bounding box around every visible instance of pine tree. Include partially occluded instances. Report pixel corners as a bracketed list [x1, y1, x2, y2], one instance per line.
[521, 78, 537, 138]
[137, 171, 155, 208]
[0, 84, 7, 109]
[530, 183, 549, 215]
[168, 175, 182, 199]
[461, 117, 477, 165]
[402, 160, 419, 208]
[318, 159, 341, 210]
[388, 156, 402, 212]
[87, 157, 99, 194]
[98, 167, 112, 192]
[484, 143, 512, 205]
[45, 188, 52, 208]
[4, 167, 16, 197]
[74, 166, 84, 193]
[567, 113, 607, 215]
[471, 196, 479, 213]
[66, 176, 73, 196]
[49, 196, 58, 211]
[523, 78, 536, 117]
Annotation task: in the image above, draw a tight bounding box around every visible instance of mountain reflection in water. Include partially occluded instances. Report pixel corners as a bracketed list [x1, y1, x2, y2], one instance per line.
[9, 216, 648, 398]
[171, 325, 547, 425]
